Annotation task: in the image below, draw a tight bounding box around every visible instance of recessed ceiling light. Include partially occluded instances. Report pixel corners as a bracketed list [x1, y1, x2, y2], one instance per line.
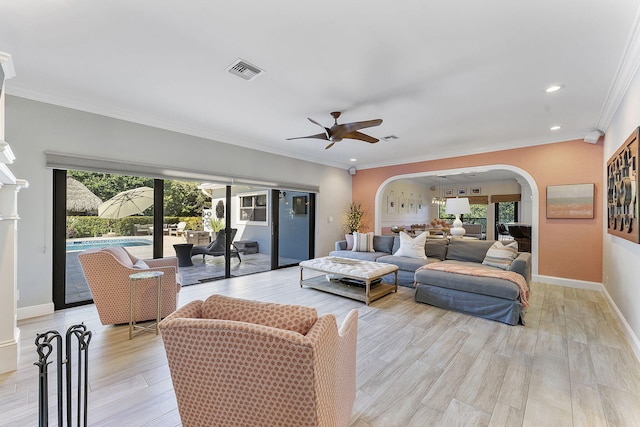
[550, 125, 561, 130]
[545, 84, 564, 93]
[350, 158, 357, 162]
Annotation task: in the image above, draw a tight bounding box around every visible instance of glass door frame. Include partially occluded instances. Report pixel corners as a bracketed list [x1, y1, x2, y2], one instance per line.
[270, 190, 315, 269]
[494, 201, 519, 236]
[53, 174, 315, 310]
[52, 169, 72, 310]
[53, 170, 167, 310]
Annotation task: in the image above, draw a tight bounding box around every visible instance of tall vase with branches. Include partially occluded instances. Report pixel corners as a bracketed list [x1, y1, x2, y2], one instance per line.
[344, 201, 365, 233]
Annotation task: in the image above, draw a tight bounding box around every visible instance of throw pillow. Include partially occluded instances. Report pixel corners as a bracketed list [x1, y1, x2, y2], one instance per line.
[102, 246, 135, 267]
[345, 233, 354, 251]
[393, 231, 427, 259]
[352, 231, 375, 252]
[373, 235, 395, 253]
[425, 238, 448, 260]
[132, 259, 150, 269]
[482, 241, 519, 270]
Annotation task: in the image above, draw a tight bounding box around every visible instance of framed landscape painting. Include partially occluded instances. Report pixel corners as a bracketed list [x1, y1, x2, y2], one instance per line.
[546, 183, 594, 219]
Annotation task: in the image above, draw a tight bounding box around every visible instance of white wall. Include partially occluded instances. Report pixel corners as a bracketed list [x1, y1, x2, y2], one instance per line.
[6, 96, 352, 312]
[379, 180, 431, 229]
[602, 64, 640, 357]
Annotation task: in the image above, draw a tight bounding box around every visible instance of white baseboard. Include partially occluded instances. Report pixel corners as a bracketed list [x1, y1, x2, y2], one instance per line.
[17, 302, 54, 321]
[534, 274, 603, 291]
[601, 287, 640, 365]
[535, 274, 640, 364]
[0, 328, 20, 374]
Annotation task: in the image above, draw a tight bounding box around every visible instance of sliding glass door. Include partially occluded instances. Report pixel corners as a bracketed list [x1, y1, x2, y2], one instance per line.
[54, 169, 156, 309]
[54, 170, 315, 310]
[273, 190, 314, 268]
[495, 201, 519, 236]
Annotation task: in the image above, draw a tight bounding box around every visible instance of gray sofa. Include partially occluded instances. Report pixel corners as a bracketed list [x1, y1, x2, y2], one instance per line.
[414, 239, 530, 325]
[330, 235, 446, 287]
[330, 236, 531, 325]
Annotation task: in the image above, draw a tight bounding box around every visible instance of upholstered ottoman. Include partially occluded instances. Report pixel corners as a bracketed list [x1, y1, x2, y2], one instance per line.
[299, 256, 398, 305]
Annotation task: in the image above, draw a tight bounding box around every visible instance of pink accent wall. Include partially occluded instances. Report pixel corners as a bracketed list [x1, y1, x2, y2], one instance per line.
[353, 139, 604, 283]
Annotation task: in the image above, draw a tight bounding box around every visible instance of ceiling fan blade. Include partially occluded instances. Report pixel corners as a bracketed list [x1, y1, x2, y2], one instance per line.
[342, 131, 379, 143]
[307, 117, 324, 127]
[290, 113, 382, 147]
[286, 133, 329, 141]
[330, 119, 382, 140]
[307, 117, 331, 139]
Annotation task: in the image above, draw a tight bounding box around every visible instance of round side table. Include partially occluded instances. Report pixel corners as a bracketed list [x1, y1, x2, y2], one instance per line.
[128, 270, 164, 339]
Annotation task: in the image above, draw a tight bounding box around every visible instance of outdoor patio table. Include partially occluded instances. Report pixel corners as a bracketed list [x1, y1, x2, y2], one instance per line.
[173, 243, 194, 267]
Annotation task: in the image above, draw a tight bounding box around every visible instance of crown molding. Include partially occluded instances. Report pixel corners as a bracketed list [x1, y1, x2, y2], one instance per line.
[597, 8, 640, 132]
[0, 141, 15, 164]
[357, 131, 589, 170]
[0, 52, 15, 79]
[5, 88, 351, 170]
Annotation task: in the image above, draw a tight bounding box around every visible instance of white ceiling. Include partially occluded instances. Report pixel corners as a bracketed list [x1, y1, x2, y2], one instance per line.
[2, 1, 639, 173]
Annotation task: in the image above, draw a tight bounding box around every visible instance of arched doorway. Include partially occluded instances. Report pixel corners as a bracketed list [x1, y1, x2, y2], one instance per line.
[373, 164, 539, 277]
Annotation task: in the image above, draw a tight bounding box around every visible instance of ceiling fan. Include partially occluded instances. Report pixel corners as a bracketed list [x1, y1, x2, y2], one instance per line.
[287, 111, 383, 149]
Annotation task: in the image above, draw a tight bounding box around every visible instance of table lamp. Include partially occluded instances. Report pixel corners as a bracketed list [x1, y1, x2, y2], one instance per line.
[445, 197, 471, 237]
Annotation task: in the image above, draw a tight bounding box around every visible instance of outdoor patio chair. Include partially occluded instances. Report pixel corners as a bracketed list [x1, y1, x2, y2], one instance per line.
[169, 221, 187, 237]
[191, 228, 241, 262]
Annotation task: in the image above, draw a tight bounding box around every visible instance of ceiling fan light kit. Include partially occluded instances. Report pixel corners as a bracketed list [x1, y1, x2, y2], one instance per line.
[287, 111, 382, 149]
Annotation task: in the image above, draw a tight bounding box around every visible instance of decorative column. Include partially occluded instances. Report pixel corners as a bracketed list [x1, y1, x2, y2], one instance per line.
[0, 51, 28, 374]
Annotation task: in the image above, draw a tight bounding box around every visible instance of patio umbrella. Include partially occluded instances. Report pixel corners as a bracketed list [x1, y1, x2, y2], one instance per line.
[66, 177, 102, 214]
[98, 186, 154, 219]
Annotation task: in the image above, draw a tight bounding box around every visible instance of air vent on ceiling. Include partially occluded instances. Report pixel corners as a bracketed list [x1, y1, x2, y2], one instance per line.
[227, 59, 264, 81]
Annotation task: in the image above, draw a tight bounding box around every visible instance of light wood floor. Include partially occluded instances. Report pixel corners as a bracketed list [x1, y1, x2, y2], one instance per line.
[2, 267, 640, 426]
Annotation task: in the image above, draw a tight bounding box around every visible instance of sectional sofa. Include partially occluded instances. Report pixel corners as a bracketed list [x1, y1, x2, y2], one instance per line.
[330, 234, 531, 325]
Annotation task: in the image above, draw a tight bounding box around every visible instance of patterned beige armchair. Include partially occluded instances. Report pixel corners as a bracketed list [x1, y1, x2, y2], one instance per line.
[78, 246, 181, 325]
[159, 294, 358, 427]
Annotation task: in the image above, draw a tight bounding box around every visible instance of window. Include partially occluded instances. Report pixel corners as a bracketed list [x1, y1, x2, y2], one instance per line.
[495, 201, 518, 224]
[439, 202, 488, 232]
[464, 204, 488, 232]
[238, 191, 268, 224]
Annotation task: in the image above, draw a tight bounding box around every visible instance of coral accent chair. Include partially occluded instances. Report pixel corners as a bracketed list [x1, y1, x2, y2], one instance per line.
[159, 294, 358, 427]
[78, 246, 181, 325]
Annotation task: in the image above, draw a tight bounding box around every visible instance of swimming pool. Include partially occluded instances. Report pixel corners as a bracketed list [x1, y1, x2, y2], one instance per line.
[66, 238, 153, 252]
